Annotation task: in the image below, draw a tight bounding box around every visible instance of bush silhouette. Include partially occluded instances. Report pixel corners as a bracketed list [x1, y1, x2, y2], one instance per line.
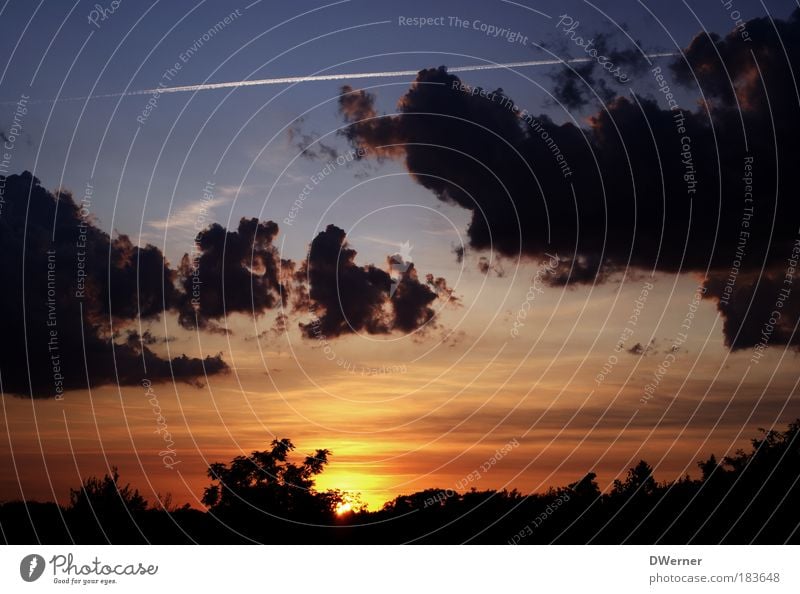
[2, 421, 800, 544]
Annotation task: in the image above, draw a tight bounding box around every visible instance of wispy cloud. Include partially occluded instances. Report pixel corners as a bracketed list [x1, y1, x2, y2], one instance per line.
[145, 184, 266, 243]
[147, 194, 229, 240]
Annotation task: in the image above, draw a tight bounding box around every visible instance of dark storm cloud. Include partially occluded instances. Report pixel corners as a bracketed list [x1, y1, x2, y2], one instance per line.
[550, 61, 614, 109]
[175, 218, 287, 333]
[297, 224, 391, 338]
[296, 224, 447, 339]
[336, 9, 800, 351]
[548, 31, 650, 109]
[670, 10, 800, 113]
[339, 86, 405, 161]
[338, 67, 729, 273]
[391, 263, 438, 332]
[546, 253, 614, 287]
[704, 267, 800, 352]
[0, 163, 455, 397]
[672, 9, 800, 351]
[0, 172, 227, 398]
[98, 233, 178, 322]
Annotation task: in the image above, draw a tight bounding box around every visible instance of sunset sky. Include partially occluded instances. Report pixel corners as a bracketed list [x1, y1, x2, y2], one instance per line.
[1, 0, 799, 513]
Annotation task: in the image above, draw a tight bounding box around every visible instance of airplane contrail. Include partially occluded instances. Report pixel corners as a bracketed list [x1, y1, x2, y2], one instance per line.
[4, 52, 678, 105]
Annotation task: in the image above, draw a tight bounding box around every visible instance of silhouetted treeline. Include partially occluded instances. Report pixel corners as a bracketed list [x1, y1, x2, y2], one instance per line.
[3, 421, 800, 544]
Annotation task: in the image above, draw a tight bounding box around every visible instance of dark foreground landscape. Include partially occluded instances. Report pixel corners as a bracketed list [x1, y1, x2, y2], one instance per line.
[3, 420, 799, 545]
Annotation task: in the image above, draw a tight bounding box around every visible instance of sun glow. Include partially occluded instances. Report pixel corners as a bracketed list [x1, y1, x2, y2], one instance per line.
[334, 490, 367, 516]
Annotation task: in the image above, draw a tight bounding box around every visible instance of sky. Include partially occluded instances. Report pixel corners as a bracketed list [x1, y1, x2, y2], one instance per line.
[1, 0, 799, 512]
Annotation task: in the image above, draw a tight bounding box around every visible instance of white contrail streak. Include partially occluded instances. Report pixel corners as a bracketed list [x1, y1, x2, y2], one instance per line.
[5, 53, 678, 105]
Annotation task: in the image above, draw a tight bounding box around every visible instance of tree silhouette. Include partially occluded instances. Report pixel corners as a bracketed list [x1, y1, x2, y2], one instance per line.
[201, 438, 340, 522]
[69, 467, 147, 514]
[569, 472, 600, 498]
[3, 421, 800, 544]
[67, 467, 147, 543]
[611, 460, 657, 497]
[698, 453, 718, 481]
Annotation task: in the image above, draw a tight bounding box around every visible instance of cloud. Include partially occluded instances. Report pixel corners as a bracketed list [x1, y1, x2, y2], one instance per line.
[339, 86, 405, 161]
[0, 168, 456, 397]
[0, 172, 227, 398]
[296, 224, 448, 339]
[671, 9, 800, 351]
[425, 274, 461, 306]
[551, 61, 614, 109]
[335, 9, 800, 351]
[704, 268, 800, 351]
[670, 10, 800, 113]
[175, 218, 288, 333]
[627, 342, 649, 356]
[287, 118, 339, 161]
[146, 196, 232, 246]
[391, 262, 438, 332]
[548, 31, 650, 109]
[338, 68, 711, 271]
